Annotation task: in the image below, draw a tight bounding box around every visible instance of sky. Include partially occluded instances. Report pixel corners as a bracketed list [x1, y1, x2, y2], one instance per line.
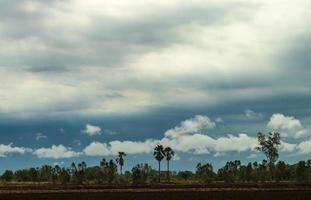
[0, 0, 311, 172]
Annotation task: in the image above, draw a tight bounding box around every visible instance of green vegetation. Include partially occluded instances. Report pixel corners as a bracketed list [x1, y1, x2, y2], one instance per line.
[1, 132, 311, 185]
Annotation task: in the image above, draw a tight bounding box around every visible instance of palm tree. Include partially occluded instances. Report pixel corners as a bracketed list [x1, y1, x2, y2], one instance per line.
[116, 152, 126, 176]
[77, 161, 87, 183]
[164, 147, 174, 182]
[153, 144, 165, 183]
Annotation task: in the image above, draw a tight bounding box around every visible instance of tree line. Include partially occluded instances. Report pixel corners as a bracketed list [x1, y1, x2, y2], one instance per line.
[1, 132, 311, 184]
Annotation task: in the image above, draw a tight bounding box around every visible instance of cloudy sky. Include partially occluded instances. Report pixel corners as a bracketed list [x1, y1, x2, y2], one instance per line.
[0, 0, 311, 172]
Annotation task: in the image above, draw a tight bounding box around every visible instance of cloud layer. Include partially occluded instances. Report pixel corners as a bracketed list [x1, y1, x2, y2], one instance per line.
[0, 114, 309, 159]
[82, 114, 307, 157]
[0, 0, 310, 118]
[0, 1, 310, 168]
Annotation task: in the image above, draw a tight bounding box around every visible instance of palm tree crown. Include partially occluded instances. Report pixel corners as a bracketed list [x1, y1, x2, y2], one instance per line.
[116, 152, 126, 175]
[153, 145, 165, 162]
[164, 147, 174, 161]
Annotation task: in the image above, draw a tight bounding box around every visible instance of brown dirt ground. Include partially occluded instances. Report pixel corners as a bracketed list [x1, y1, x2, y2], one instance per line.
[0, 183, 310, 200]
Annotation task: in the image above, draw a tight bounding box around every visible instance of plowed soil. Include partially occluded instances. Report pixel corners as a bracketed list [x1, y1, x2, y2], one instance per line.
[0, 183, 310, 200]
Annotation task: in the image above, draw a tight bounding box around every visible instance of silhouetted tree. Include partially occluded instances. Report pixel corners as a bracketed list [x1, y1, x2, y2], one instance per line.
[59, 167, 71, 184]
[29, 167, 39, 182]
[178, 170, 193, 181]
[245, 162, 253, 182]
[196, 162, 215, 183]
[14, 169, 30, 181]
[39, 165, 53, 182]
[1, 170, 13, 182]
[275, 161, 290, 181]
[256, 132, 281, 180]
[296, 161, 308, 182]
[99, 159, 117, 184]
[258, 160, 269, 182]
[153, 145, 165, 183]
[108, 159, 117, 184]
[116, 152, 126, 176]
[163, 147, 174, 182]
[52, 165, 61, 183]
[132, 163, 152, 184]
[100, 158, 108, 183]
[218, 160, 240, 183]
[256, 132, 281, 165]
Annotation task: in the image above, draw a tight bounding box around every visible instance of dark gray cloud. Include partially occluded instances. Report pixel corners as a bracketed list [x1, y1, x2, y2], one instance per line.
[0, 0, 257, 70]
[0, 0, 311, 174]
[0, 0, 310, 122]
[279, 33, 311, 71]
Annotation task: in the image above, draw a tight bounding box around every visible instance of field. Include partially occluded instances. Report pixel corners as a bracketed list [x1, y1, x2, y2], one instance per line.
[0, 183, 310, 200]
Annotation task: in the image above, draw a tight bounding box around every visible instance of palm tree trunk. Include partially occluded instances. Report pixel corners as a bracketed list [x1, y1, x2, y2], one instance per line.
[120, 165, 123, 176]
[158, 161, 161, 183]
[167, 160, 170, 182]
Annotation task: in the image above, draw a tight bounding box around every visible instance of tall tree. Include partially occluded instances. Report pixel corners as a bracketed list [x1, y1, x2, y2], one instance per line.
[107, 159, 117, 184]
[296, 161, 308, 182]
[77, 161, 87, 183]
[163, 147, 174, 182]
[131, 163, 152, 184]
[116, 152, 126, 176]
[197, 162, 215, 183]
[256, 132, 281, 165]
[153, 145, 165, 183]
[217, 161, 240, 183]
[256, 132, 281, 180]
[1, 170, 13, 182]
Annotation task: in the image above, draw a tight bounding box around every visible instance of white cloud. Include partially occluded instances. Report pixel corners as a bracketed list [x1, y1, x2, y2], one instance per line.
[214, 152, 226, 157]
[162, 134, 213, 154]
[53, 161, 65, 166]
[0, 114, 308, 160]
[83, 142, 111, 156]
[84, 140, 159, 156]
[215, 117, 224, 123]
[82, 123, 101, 136]
[108, 140, 158, 155]
[244, 109, 262, 119]
[83, 114, 302, 157]
[33, 145, 81, 159]
[0, 114, 301, 159]
[0, 143, 32, 157]
[30, 115, 309, 159]
[214, 133, 257, 152]
[173, 153, 181, 161]
[84, 116, 259, 156]
[170, 133, 257, 154]
[297, 139, 311, 154]
[247, 154, 258, 159]
[280, 141, 297, 152]
[267, 113, 307, 138]
[164, 115, 216, 138]
[36, 132, 47, 141]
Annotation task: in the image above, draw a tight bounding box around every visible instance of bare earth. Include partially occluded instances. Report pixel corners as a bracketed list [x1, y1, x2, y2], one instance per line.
[0, 184, 310, 200]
